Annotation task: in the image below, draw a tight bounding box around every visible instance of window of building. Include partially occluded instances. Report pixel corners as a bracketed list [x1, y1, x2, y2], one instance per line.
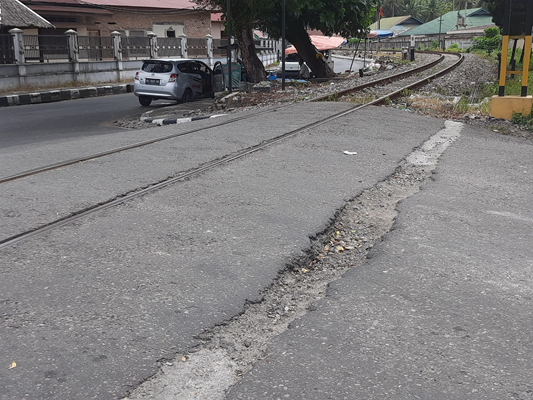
[166, 27, 175, 37]
[46, 16, 77, 23]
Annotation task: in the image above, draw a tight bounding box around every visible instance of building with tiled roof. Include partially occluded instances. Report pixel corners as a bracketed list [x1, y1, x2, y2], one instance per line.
[78, 0, 197, 8]
[0, 0, 53, 32]
[21, 0, 211, 38]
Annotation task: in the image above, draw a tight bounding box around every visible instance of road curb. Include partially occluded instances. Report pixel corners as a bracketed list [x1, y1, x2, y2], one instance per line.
[0, 83, 134, 107]
[141, 113, 227, 126]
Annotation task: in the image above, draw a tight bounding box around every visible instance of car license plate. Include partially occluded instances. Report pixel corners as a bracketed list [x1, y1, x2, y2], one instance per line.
[145, 78, 160, 85]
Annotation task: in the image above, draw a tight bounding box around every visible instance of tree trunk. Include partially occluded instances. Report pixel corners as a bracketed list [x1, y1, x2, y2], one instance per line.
[235, 27, 266, 83]
[286, 26, 335, 79]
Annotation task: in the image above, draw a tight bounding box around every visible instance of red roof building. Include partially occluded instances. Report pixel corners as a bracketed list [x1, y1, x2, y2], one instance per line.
[21, 0, 212, 38]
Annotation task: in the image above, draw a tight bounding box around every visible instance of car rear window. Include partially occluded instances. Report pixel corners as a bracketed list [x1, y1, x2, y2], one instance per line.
[177, 62, 197, 73]
[141, 62, 173, 73]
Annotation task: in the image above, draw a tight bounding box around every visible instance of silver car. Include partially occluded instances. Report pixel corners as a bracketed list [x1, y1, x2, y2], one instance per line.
[134, 59, 224, 106]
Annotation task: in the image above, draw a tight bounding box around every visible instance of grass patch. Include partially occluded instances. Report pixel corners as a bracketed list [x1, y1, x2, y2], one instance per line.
[510, 111, 533, 129]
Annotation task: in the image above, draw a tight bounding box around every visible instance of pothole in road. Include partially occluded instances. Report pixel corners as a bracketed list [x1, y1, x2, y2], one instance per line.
[124, 121, 463, 400]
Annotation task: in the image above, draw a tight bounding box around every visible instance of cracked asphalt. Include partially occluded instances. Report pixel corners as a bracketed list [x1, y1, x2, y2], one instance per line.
[1, 101, 532, 400]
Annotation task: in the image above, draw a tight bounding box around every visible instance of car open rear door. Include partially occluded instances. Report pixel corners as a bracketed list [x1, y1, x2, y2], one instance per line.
[213, 61, 225, 92]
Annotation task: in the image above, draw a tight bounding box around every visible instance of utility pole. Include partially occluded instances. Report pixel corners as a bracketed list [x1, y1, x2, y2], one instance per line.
[281, 0, 286, 90]
[226, 0, 232, 93]
[438, 15, 443, 50]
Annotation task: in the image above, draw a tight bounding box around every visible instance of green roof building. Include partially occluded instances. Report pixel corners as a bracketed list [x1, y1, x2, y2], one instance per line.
[398, 8, 493, 37]
[369, 16, 424, 36]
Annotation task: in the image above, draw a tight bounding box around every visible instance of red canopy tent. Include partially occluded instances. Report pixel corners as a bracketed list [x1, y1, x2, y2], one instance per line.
[285, 35, 346, 55]
[285, 32, 382, 55]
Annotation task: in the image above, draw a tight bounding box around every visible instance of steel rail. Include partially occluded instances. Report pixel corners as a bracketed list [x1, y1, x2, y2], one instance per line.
[0, 52, 446, 185]
[0, 102, 383, 249]
[369, 52, 464, 106]
[0, 51, 464, 250]
[0, 110, 270, 184]
[312, 51, 446, 102]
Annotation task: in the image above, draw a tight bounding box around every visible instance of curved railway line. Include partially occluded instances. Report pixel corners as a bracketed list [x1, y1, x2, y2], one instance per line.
[0, 51, 463, 250]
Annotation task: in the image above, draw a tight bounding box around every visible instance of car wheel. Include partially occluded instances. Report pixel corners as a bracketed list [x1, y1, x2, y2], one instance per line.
[139, 96, 152, 106]
[181, 88, 193, 103]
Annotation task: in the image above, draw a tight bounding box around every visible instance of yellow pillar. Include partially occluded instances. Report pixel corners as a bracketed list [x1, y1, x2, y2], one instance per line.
[498, 35, 509, 96]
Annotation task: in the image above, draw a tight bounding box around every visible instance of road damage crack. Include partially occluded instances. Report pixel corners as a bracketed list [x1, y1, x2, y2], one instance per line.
[125, 121, 463, 400]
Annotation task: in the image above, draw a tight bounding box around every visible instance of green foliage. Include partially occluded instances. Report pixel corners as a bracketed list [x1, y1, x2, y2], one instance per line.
[445, 43, 465, 53]
[469, 48, 497, 60]
[501, 75, 533, 96]
[478, 81, 498, 98]
[472, 27, 501, 52]
[257, 0, 377, 40]
[484, 27, 500, 39]
[511, 111, 533, 129]
[452, 96, 470, 113]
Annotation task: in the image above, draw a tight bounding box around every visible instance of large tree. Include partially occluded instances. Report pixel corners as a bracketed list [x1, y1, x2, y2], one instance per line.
[485, 0, 530, 35]
[197, 0, 376, 80]
[419, 0, 448, 21]
[257, 0, 377, 78]
[195, 0, 268, 83]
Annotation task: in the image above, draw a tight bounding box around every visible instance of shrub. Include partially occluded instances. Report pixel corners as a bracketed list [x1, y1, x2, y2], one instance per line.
[445, 43, 465, 53]
[472, 27, 501, 52]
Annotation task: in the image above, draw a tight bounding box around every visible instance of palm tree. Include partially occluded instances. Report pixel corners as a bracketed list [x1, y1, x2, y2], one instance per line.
[420, 0, 447, 21]
[398, 0, 424, 19]
[381, 0, 399, 17]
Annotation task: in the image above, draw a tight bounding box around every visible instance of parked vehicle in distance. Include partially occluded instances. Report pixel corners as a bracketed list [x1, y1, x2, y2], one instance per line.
[134, 59, 225, 106]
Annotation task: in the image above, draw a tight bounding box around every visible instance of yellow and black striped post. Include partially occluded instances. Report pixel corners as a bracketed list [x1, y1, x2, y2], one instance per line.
[498, 0, 533, 97]
[492, 0, 533, 119]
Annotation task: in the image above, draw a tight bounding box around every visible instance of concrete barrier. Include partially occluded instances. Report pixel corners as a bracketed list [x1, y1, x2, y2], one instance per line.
[0, 83, 135, 107]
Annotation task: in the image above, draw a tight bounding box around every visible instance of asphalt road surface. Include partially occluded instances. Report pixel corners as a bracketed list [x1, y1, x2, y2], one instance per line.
[0, 93, 144, 148]
[0, 56, 352, 150]
[1, 104, 438, 398]
[1, 97, 532, 399]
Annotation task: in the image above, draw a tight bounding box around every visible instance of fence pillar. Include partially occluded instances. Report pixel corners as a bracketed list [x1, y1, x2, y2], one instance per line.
[65, 29, 80, 81]
[205, 34, 213, 66]
[65, 29, 79, 63]
[179, 34, 188, 58]
[111, 31, 123, 61]
[111, 31, 124, 80]
[9, 28, 25, 64]
[148, 31, 158, 58]
[9, 28, 28, 87]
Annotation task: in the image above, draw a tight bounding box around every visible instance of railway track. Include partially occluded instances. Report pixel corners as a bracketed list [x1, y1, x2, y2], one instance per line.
[0, 51, 463, 250]
[316, 51, 463, 104]
[0, 52, 461, 186]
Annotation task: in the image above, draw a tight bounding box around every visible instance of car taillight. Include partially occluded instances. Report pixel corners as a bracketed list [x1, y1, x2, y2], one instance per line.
[135, 72, 139, 80]
[169, 74, 177, 82]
